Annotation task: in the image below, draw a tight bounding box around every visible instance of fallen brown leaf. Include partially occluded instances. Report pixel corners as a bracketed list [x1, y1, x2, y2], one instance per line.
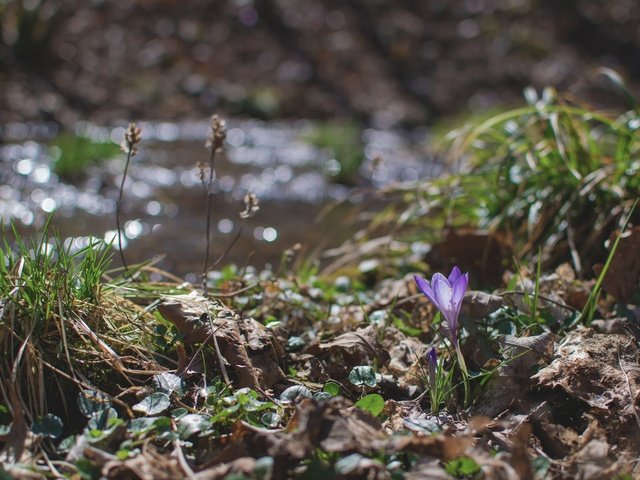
[471, 332, 555, 418]
[158, 292, 284, 390]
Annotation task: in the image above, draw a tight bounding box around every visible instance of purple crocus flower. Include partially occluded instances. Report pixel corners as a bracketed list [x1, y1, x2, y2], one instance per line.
[414, 266, 469, 347]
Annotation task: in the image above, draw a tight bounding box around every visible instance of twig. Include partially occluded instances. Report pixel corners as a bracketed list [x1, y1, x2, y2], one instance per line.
[211, 334, 231, 386]
[173, 440, 196, 479]
[499, 290, 578, 312]
[208, 281, 259, 298]
[205, 303, 231, 386]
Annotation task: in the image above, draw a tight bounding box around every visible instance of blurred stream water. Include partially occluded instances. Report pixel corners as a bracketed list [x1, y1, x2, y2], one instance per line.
[0, 119, 441, 279]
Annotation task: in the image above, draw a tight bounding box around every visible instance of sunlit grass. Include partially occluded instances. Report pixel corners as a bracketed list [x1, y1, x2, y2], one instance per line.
[0, 221, 160, 432]
[370, 85, 640, 276]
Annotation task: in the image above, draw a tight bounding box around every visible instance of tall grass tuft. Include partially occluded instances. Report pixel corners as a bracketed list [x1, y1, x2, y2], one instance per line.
[367, 83, 640, 276]
[0, 222, 158, 438]
[445, 86, 640, 273]
[0, 222, 109, 421]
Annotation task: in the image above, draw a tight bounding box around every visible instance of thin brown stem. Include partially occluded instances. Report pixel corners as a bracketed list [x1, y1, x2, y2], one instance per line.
[213, 222, 245, 268]
[202, 145, 217, 296]
[116, 146, 133, 277]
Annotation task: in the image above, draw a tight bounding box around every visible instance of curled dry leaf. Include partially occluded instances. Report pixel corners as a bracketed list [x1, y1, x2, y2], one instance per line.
[503, 265, 585, 321]
[379, 326, 427, 384]
[470, 332, 555, 418]
[102, 444, 185, 480]
[157, 292, 284, 390]
[461, 290, 504, 318]
[533, 328, 640, 458]
[533, 328, 640, 414]
[193, 457, 260, 480]
[305, 325, 389, 381]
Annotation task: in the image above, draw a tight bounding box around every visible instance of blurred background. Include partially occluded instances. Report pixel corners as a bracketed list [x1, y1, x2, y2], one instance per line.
[2, 0, 640, 125]
[1, 0, 639, 278]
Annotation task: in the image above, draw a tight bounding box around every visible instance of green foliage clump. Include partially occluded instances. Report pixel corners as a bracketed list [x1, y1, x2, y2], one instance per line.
[377, 82, 640, 273]
[304, 121, 364, 185]
[0, 221, 112, 328]
[50, 133, 120, 179]
[449, 86, 639, 266]
[0, 222, 139, 437]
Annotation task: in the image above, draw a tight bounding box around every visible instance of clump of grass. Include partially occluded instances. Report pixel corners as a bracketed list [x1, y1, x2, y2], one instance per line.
[304, 121, 364, 185]
[363, 82, 640, 276]
[50, 133, 120, 180]
[446, 85, 640, 272]
[456, 84, 640, 262]
[0, 222, 107, 422]
[0, 221, 158, 442]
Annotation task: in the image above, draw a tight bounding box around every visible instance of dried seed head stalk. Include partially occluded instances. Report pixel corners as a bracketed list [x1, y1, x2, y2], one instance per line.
[196, 161, 208, 189]
[117, 123, 142, 278]
[205, 115, 227, 152]
[123, 123, 142, 156]
[202, 114, 227, 296]
[240, 193, 260, 219]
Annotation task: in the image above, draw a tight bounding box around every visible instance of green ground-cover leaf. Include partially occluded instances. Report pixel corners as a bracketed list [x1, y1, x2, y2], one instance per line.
[280, 385, 313, 403]
[32, 414, 63, 439]
[323, 382, 341, 397]
[349, 366, 377, 388]
[177, 413, 210, 439]
[153, 372, 184, 395]
[78, 390, 113, 417]
[445, 457, 481, 477]
[133, 392, 171, 416]
[354, 394, 384, 416]
[87, 408, 118, 430]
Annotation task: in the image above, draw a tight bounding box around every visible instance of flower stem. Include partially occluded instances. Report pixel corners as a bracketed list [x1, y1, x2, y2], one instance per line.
[455, 345, 471, 408]
[430, 388, 439, 414]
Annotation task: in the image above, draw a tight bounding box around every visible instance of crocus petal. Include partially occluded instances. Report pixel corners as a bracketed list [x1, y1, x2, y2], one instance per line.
[432, 274, 458, 338]
[431, 273, 452, 310]
[414, 275, 437, 306]
[448, 266, 463, 285]
[451, 272, 469, 313]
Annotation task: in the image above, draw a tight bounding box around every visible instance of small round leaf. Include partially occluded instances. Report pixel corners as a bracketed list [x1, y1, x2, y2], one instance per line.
[32, 414, 64, 439]
[354, 394, 384, 417]
[133, 392, 170, 416]
[153, 372, 184, 396]
[279, 385, 312, 404]
[348, 366, 377, 387]
[77, 390, 112, 417]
